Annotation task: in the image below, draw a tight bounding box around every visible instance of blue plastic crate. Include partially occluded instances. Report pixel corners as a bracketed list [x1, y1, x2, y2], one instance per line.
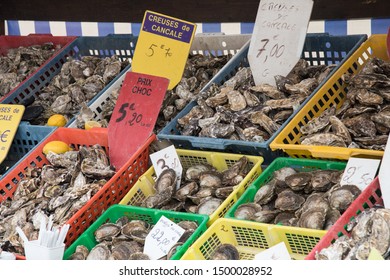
[0, 122, 56, 179]
[158, 33, 367, 164]
[0, 34, 138, 126]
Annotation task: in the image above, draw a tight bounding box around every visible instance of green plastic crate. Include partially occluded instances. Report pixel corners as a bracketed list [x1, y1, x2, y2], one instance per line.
[63, 204, 209, 260]
[224, 157, 347, 259]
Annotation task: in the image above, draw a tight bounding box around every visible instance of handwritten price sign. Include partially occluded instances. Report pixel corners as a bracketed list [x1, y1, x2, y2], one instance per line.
[248, 0, 313, 86]
[340, 157, 380, 191]
[150, 145, 183, 189]
[0, 105, 25, 165]
[132, 10, 196, 90]
[144, 216, 185, 260]
[108, 72, 169, 169]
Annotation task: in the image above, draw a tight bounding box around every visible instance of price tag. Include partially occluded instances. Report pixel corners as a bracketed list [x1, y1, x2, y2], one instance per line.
[150, 145, 183, 189]
[379, 135, 390, 208]
[131, 10, 196, 90]
[255, 242, 291, 260]
[248, 0, 313, 86]
[144, 216, 185, 260]
[368, 248, 384, 260]
[340, 157, 381, 191]
[0, 105, 25, 165]
[108, 72, 169, 170]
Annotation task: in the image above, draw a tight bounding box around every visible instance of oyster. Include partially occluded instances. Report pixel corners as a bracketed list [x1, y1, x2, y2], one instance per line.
[210, 244, 239, 260]
[196, 198, 223, 215]
[185, 164, 214, 181]
[254, 180, 276, 205]
[175, 182, 199, 202]
[285, 172, 312, 192]
[328, 184, 361, 213]
[297, 207, 327, 230]
[234, 203, 262, 220]
[94, 223, 121, 242]
[86, 243, 110, 260]
[275, 190, 305, 211]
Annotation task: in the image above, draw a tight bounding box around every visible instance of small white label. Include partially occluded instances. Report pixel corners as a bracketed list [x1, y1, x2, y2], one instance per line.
[150, 145, 183, 189]
[378, 135, 390, 208]
[143, 216, 185, 260]
[248, 0, 313, 86]
[255, 242, 291, 260]
[340, 157, 381, 191]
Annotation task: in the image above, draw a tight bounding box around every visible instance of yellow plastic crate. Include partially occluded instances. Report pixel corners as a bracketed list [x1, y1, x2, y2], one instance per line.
[270, 34, 387, 160]
[120, 149, 263, 226]
[181, 218, 326, 260]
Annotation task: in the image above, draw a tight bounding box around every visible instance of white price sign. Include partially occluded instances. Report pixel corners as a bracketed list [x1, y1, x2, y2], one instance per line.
[378, 135, 390, 208]
[255, 242, 291, 260]
[248, 0, 313, 86]
[340, 157, 381, 191]
[150, 145, 183, 189]
[143, 216, 185, 260]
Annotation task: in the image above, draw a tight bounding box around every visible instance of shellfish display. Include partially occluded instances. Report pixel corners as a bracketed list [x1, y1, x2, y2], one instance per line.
[75, 54, 231, 133]
[299, 57, 390, 150]
[0, 144, 116, 255]
[233, 167, 360, 230]
[68, 216, 199, 260]
[0, 43, 62, 97]
[175, 59, 335, 142]
[316, 208, 390, 260]
[26, 55, 129, 125]
[131, 156, 250, 215]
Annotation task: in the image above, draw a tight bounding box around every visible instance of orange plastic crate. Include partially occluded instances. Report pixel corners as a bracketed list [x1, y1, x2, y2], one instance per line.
[0, 127, 154, 254]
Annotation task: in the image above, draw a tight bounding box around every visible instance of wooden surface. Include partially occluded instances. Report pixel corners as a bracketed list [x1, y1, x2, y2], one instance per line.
[0, 0, 389, 35]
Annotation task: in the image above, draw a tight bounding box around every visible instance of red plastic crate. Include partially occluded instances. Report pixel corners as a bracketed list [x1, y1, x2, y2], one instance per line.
[0, 34, 77, 102]
[305, 177, 383, 260]
[0, 127, 155, 257]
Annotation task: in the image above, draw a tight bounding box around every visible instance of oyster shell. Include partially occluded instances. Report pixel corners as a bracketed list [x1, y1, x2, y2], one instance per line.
[275, 190, 305, 211]
[86, 243, 110, 260]
[285, 172, 312, 192]
[297, 207, 327, 230]
[94, 223, 121, 242]
[196, 198, 223, 215]
[254, 180, 276, 205]
[210, 244, 239, 260]
[328, 184, 361, 213]
[234, 203, 262, 220]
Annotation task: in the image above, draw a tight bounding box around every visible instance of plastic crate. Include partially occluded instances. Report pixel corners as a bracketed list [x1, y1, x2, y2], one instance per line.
[0, 122, 56, 179]
[158, 33, 367, 164]
[63, 204, 209, 260]
[67, 34, 251, 128]
[180, 217, 322, 260]
[270, 35, 387, 160]
[305, 177, 382, 260]
[0, 34, 77, 103]
[1, 34, 138, 127]
[120, 149, 263, 226]
[0, 127, 155, 255]
[224, 157, 346, 258]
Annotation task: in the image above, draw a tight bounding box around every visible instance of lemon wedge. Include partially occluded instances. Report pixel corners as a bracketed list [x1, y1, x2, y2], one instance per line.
[47, 114, 67, 127]
[85, 121, 102, 130]
[43, 141, 71, 155]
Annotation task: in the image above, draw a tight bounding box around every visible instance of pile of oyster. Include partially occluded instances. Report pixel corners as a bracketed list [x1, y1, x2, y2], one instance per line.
[76, 53, 231, 133]
[234, 167, 361, 230]
[316, 208, 390, 260]
[176, 59, 336, 141]
[137, 156, 250, 215]
[69, 217, 199, 260]
[0, 43, 61, 97]
[299, 57, 390, 150]
[209, 243, 240, 260]
[0, 144, 116, 255]
[28, 55, 128, 125]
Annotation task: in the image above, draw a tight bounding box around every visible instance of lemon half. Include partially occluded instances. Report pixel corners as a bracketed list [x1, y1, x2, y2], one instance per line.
[47, 114, 67, 127]
[85, 121, 102, 130]
[43, 141, 71, 155]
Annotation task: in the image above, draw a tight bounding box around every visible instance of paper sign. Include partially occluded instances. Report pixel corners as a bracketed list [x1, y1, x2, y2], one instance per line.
[108, 72, 169, 170]
[144, 216, 185, 260]
[248, 0, 313, 86]
[0, 105, 25, 165]
[387, 27, 390, 59]
[379, 135, 390, 208]
[340, 157, 381, 191]
[150, 145, 183, 189]
[255, 242, 291, 260]
[368, 248, 384, 260]
[132, 10, 196, 90]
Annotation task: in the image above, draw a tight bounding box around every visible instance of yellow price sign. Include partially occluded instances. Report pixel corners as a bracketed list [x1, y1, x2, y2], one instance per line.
[0, 104, 25, 165]
[132, 10, 196, 90]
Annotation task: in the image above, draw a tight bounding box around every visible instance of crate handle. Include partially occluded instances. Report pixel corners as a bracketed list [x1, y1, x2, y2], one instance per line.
[308, 146, 383, 160]
[189, 138, 227, 150]
[27, 33, 53, 37]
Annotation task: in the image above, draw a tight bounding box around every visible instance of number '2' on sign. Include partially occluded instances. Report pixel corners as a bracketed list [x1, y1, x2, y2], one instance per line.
[340, 157, 381, 191]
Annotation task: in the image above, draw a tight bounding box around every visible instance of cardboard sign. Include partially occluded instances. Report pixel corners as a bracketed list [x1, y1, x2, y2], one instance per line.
[378, 135, 390, 208]
[248, 0, 313, 86]
[108, 72, 169, 169]
[0, 105, 25, 165]
[255, 242, 291, 260]
[144, 216, 185, 260]
[150, 145, 183, 189]
[387, 27, 390, 59]
[368, 248, 384, 260]
[341, 157, 381, 191]
[131, 10, 196, 90]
